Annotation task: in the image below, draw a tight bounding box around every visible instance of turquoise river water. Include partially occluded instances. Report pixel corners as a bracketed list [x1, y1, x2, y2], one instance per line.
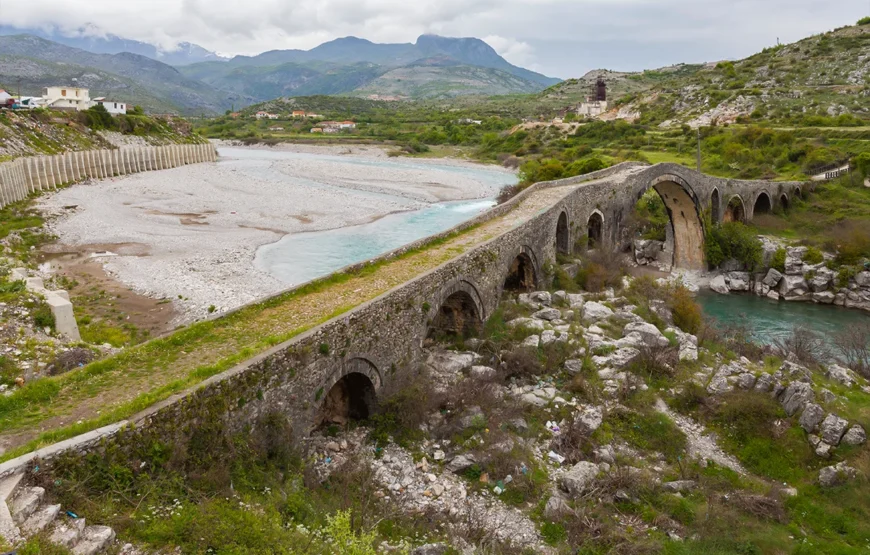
[697, 292, 869, 347]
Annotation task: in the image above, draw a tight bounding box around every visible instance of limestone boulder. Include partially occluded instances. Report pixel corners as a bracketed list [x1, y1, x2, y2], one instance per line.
[808, 269, 833, 292]
[842, 425, 867, 446]
[567, 294, 585, 310]
[726, 272, 751, 292]
[622, 322, 669, 348]
[778, 275, 809, 299]
[582, 302, 614, 324]
[507, 317, 546, 332]
[854, 271, 870, 288]
[710, 275, 730, 295]
[574, 405, 604, 435]
[762, 268, 783, 288]
[799, 403, 825, 433]
[780, 381, 814, 416]
[593, 347, 639, 370]
[785, 247, 807, 275]
[426, 351, 475, 374]
[533, 307, 562, 321]
[544, 493, 574, 519]
[446, 454, 477, 474]
[564, 359, 584, 375]
[559, 461, 600, 497]
[819, 462, 859, 487]
[469, 366, 497, 381]
[552, 290, 568, 306]
[813, 291, 836, 304]
[530, 291, 552, 306]
[826, 364, 859, 388]
[819, 414, 849, 446]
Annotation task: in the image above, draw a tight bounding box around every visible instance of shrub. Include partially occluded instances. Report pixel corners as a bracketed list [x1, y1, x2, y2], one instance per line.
[772, 325, 831, 366]
[833, 323, 870, 377]
[770, 247, 786, 273]
[803, 246, 824, 265]
[705, 222, 763, 270]
[576, 250, 625, 293]
[858, 16, 870, 26]
[32, 304, 55, 331]
[670, 285, 702, 335]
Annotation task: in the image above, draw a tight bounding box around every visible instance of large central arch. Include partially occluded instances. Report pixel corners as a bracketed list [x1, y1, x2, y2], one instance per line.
[647, 175, 706, 271]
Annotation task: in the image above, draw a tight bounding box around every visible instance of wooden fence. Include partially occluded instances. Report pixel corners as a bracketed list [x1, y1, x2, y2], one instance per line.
[0, 143, 217, 208]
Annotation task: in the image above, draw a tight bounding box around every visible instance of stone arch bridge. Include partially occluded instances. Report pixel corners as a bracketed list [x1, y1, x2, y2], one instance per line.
[0, 163, 805, 475]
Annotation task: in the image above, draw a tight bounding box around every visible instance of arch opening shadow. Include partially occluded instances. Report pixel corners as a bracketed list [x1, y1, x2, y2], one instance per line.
[319, 362, 378, 426]
[587, 212, 604, 250]
[794, 187, 803, 199]
[780, 194, 789, 211]
[723, 196, 746, 223]
[650, 179, 705, 271]
[753, 192, 772, 217]
[504, 252, 538, 292]
[711, 189, 721, 224]
[556, 212, 570, 255]
[429, 291, 483, 339]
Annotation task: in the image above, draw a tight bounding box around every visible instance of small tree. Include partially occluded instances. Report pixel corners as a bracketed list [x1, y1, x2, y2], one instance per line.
[84, 103, 116, 130]
[858, 16, 870, 26]
[834, 323, 870, 377]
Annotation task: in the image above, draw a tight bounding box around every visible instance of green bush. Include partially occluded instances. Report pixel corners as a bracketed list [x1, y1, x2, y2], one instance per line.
[770, 247, 786, 272]
[705, 222, 763, 270]
[858, 16, 870, 26]
[803, 246, 824, 265]
[670, 286, 703, 335]
[32, 304, 55, 331]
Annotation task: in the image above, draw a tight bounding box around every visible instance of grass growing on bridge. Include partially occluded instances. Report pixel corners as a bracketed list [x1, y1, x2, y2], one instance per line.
[0, 221, 490, 461]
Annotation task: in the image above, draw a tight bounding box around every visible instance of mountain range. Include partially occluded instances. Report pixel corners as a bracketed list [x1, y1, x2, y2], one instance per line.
[0, 26, 560, 114]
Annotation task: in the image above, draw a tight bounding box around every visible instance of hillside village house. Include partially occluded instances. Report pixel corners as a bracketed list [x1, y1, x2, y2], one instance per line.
[43, 86, 91, 111]
[92, 97, 127, 115]
[291, 110, 306, 117]
[254, 111, 280, 120]
[320, 121, 357, 133]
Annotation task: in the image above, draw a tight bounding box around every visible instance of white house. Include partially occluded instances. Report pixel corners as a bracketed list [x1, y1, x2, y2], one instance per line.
[92, 97, 127, 115]
[577, 100, 608, 118]
[0, 90, 12, 103]
[43, 86, 91, 111]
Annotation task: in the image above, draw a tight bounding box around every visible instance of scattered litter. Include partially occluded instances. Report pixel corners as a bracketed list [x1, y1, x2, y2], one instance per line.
[66, 511, 78, 519]
[548, 451, 566, 464]
[493, 486, 504, 495]
[504, 475, 513, 484]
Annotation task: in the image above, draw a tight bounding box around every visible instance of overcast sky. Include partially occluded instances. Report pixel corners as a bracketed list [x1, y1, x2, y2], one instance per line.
[0, 0, 868, 77]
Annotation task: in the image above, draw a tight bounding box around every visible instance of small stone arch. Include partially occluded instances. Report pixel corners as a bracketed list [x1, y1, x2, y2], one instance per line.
[428, 279, 485, 339]
[587, 210, 604, 250]
[753, 191, 772, 217]
[794, 187, 803, 200]
[555, 211, 570, 255]
[779, 193, 790, 211]
[503, 246, 540, 293]
[317, 357, 381, 426]
[710, 188, 721, 224]
[723, 195, 746, 223]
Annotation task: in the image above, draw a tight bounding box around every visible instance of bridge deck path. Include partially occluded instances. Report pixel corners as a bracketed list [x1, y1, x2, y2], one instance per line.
[0, 170, 631, 457]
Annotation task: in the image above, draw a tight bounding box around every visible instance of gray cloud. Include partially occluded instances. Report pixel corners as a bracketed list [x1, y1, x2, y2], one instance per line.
[1, 0, 867, 77]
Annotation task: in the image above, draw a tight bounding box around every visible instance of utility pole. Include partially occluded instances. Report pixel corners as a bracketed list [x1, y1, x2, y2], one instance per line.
[696, 127, 702, 172]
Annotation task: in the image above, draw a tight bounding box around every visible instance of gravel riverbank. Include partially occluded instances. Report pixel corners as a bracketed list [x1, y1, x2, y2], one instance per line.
[39, 144, 515, 324]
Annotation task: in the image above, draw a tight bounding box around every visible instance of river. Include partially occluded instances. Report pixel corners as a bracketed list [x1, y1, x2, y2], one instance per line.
[255, 198, 497, 286]
[697, 292, 869, 347]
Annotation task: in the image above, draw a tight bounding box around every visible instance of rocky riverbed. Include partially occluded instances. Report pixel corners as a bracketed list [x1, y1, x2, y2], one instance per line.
[38, 144, 515, 324]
